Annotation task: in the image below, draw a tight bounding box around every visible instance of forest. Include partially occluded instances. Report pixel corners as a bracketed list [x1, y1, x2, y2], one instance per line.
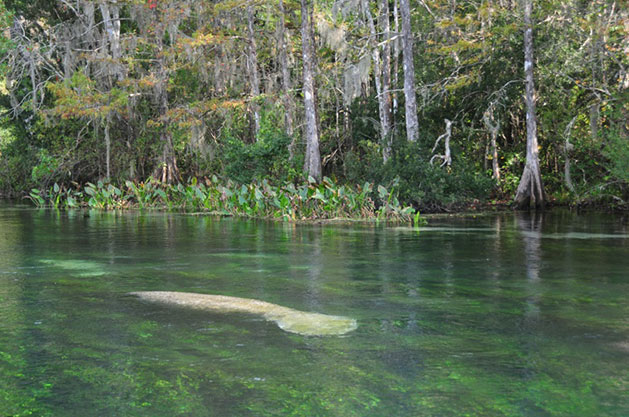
[0, 0, 627, 212]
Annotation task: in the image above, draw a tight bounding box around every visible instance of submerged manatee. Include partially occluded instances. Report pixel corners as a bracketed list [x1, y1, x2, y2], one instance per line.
[129, 291, 357, 336]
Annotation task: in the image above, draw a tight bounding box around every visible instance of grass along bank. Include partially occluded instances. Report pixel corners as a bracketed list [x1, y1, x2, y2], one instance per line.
[28, 176, 423, 224]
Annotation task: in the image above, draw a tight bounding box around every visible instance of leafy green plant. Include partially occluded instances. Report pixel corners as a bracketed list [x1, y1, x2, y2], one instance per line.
[28, 188, 46, 207]
[29, 177, 423, 223]
[28, 184, 83, 208]
[84, 181, 126, 209]
[125, 179, 160, 209]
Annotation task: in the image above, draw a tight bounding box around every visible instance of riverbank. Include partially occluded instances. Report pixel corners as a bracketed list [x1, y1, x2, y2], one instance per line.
[26, 177, 422, 224]
[20, 176, 629, 227]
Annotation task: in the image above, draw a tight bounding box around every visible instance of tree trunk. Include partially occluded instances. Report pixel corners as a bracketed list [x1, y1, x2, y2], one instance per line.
[399, 0, 419, 143]
[99, 0, 122, 80]
[246, 4, 261, 141]
[490, 131, 500, 180]
[430, 119, 452, 167]
[104, 115, 111, 180]
[514, 0, 545, 209]
[589, 102, 599, 140]
[379, 0, 393, 161]
[153, 26, 179, 183]
[84, 2, 96, 41]
[300, 0, 322, 181]
[483, 106, 501, 180]
[82, 2, 96, 77]
[563, 116, 577, 192]
[278, 0, 296, 158]
[392, 0, 400, 122]
[156, 79, 179, 183]
[362, 1, 392, 163]
[110, 2, 121, 62]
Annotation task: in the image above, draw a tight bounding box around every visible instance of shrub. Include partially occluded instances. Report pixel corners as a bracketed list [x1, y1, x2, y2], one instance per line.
[345, 140, 493, 211]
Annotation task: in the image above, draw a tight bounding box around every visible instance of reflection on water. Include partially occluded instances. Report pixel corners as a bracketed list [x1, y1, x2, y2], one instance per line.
[0, 207, 628, 416]
[517, 211, 543, 282]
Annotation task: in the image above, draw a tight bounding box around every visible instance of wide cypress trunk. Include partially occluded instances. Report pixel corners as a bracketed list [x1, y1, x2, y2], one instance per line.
[514, 0, 545, 209]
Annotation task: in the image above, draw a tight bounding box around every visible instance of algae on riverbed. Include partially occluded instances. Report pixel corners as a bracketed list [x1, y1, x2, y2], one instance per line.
[39, 259, 106, 277]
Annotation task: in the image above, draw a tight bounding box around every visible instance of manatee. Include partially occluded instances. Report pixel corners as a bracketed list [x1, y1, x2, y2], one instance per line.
[129, 291, 357, 336]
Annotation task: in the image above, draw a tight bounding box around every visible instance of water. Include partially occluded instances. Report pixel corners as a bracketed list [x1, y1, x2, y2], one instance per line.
[0, 206, 627, 416]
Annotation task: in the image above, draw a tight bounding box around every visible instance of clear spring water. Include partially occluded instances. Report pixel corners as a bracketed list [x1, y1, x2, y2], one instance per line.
[0, 205, 627, 416]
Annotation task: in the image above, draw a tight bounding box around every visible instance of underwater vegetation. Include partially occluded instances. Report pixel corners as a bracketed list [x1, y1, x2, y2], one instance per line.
[129, 291, 358, 336]
[39, 259, 106, 277]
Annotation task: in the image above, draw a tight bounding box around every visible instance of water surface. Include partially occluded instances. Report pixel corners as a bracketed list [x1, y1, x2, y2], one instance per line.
[0, 206, 627, 416]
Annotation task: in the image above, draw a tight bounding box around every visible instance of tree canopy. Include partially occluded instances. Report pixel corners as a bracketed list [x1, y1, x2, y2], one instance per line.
[1, 0, 627, 210]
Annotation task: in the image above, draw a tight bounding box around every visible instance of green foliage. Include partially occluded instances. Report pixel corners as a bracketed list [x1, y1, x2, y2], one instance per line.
[0, 116, 34, 194]
[84, 181, 126, 209]
[499, 152, 525, 196]
[2, 0, 627, 210]
[30, 176, 420, 223]
[30, 149, 58, 184]
[0, 4, 14, 73]
[346, 140, 494, 211]
[47, 71, 129, 120]
[222, 111, 297, 184]
[28, 183, 82, 209]
[125, 178, 161, 209]
[601, 104, 629, 186]
[604, 133, 629, 185]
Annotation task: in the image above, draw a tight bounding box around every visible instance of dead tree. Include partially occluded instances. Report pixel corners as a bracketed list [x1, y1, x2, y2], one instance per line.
[430, 119, 452, 167]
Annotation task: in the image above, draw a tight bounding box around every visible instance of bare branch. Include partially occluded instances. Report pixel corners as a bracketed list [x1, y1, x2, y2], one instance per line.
[430, 119, 452, 167]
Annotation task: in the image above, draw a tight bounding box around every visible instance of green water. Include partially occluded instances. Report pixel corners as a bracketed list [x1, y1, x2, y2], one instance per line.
[0, 206, 627, 416]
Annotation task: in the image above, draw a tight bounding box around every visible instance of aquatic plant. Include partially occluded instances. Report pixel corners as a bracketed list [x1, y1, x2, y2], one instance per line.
[28, 183, 83, 209]
[125, 178, 162, 209]
[84, 181, 127, 209]
[129, 291, 358, 336]
[29, 177, 420, 222]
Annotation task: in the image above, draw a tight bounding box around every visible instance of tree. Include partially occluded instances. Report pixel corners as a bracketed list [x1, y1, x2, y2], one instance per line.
[2, 0, 627, 208]
[379, 0, 393, 161]
[360, 0, 393, 162]
[300, 0, 321, 181]
[399, 0, 419, 143]
[514, 0, 545, 209]
[278, 0, 296, 158]
[246, 3, 261, 141]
